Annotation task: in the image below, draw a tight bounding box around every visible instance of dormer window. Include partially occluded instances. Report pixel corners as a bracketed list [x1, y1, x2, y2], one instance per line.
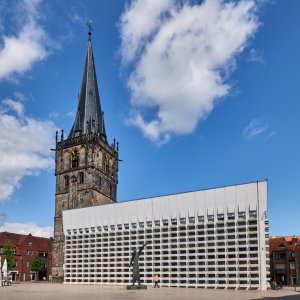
[74, 130, 81, 137]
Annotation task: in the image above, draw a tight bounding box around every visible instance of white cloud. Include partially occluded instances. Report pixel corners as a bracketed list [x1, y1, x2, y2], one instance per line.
[0, 222, 53, 238]
[0, 0, 50, 80]
[243, 118, 267, 139]
[120, 0, 176, 64]
[49, 111, 59, 119]
[0, 99, 56, 201]
[2, 98, 24, 117]
[249, 48, 265, 63]
[120, 0, 261, 144]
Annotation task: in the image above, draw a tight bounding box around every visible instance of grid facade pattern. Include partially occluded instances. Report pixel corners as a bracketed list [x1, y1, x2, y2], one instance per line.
[64, 210, 269, 289]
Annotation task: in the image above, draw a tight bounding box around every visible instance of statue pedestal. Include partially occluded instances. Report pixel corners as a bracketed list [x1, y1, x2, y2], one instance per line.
[126, 284, 147, 290]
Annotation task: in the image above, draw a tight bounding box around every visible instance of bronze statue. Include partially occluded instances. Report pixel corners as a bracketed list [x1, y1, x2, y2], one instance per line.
[128, 242, 150, 285]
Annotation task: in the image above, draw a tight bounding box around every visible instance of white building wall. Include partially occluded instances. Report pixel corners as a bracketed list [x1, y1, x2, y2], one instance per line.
[63, 180, 270, 290]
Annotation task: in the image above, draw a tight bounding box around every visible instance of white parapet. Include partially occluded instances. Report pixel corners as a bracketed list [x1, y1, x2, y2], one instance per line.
[63, 180, 269, 290]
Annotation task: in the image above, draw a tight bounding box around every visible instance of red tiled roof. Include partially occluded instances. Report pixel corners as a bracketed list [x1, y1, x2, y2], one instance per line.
[269, 236, 300, 252]
[0, 232, 51, 251]
[0, 232, 23, 246]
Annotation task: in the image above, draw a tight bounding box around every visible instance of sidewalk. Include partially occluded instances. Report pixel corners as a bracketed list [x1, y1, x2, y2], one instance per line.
[0, 282, 299, 300]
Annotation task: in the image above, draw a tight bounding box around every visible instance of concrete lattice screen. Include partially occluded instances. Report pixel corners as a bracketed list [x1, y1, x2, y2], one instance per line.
[63, 181, 270, 290]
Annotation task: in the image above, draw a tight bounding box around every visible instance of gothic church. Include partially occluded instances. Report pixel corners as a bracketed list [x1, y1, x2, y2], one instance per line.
[51, 30, 119, 283]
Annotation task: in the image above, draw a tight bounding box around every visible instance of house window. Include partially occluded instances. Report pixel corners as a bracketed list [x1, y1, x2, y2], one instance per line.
[64, 175, 69, 187]
[28, 242, 32, 247]
[275, 264, 286, 270]
[26, 261, 29, 267]
[275, 252, 286, 259]
[290, 262, 296, 269]
[79, 172, 84, 184]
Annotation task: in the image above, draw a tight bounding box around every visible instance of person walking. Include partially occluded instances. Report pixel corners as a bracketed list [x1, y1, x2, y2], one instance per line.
[153, 274, 160, 288]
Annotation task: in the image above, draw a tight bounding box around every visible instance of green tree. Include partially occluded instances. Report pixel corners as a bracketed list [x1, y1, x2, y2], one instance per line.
[30, 255, 43, 280]
[3, 241, 16, 271]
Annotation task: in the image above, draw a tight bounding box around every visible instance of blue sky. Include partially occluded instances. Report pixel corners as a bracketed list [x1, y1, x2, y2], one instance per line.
[0, 0, 299, 237]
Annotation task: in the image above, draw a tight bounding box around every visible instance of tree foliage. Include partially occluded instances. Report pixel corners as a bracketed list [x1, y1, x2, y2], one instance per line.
[3, 241, 17, 271]
[30, 255, 43, 273]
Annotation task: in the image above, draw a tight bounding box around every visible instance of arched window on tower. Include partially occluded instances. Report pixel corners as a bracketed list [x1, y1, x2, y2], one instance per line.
[110, 182, 114, 198]
[71, 157, 79, 168]
[79, 172, 84, 184]
[102, 155, 110, 174]
[102, 155, 106, 172]
[64, 175, 69, 187]
[106, 160, 110, 174]
[69, 148, 79, 168]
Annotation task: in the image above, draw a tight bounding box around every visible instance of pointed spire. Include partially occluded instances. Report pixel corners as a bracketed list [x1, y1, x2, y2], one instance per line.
[68, 26, 107, 141]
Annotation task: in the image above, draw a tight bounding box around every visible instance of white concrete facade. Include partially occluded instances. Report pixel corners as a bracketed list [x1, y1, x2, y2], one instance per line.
[63, 180, 270, 290]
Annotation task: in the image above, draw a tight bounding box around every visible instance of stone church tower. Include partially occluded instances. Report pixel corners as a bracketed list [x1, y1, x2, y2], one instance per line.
[51, 31, 119, 283]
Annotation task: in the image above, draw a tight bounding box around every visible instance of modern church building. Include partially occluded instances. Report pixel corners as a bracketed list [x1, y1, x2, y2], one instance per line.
[52, 30, 270, 290]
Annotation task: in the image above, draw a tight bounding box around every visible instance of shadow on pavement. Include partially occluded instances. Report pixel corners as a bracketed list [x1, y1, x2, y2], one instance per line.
[252, 293, 300, 300]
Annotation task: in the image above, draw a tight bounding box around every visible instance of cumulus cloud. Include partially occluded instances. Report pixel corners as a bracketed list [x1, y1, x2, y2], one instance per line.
[0, 0, 50, 80]
[0, 99, 56, 201]
[120, 0, 261, 144]
[0, 221, 53, 238]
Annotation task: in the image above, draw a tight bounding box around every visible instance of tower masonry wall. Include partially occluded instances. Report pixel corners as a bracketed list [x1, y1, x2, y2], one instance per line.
[63, 180, 270, 290]
[52, 135, 118, 282]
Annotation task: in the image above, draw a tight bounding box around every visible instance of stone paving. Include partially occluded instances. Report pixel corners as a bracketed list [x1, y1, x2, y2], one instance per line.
[0, 283, 299, 300]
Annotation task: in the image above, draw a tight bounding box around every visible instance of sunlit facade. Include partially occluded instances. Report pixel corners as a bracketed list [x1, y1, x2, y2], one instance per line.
[63, 180, 270, 290]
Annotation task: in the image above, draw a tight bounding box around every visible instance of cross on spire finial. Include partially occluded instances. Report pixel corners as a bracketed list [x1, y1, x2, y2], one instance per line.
[87, 20, 93, 38]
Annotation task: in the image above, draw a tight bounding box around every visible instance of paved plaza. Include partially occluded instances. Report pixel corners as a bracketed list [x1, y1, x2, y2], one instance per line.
[0, 283, 299, 300]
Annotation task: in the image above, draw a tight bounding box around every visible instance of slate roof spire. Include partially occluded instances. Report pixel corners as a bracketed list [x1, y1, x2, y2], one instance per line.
[68, 25, 107, 141]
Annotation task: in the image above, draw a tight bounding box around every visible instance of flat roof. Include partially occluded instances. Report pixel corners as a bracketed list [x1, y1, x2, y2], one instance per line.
[63, 180, 268, 232]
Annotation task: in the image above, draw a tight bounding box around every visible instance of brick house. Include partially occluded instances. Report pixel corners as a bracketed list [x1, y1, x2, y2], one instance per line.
[269, 236, 300, 286]
[0, 232, 52, 281]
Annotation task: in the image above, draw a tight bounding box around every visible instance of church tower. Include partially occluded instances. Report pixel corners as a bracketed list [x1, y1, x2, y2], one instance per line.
[51, 29, 119, 283]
